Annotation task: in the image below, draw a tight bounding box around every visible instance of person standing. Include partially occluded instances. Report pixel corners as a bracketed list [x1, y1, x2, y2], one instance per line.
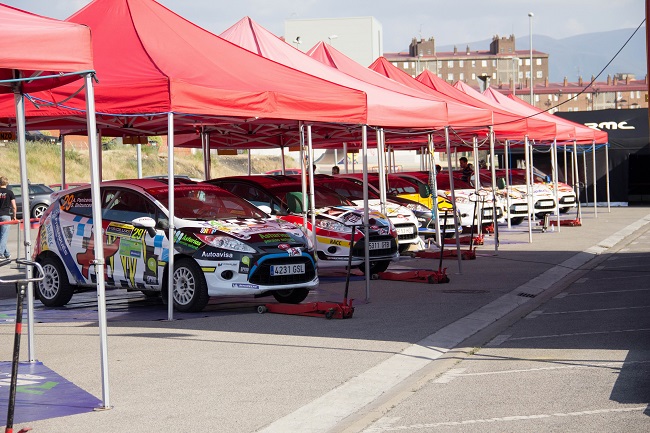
[459, 157, 474, 182]
[0, 176, 17, 259]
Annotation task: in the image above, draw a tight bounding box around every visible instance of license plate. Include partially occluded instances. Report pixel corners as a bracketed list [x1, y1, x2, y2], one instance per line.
[396, 227, 414, 235]
[270, 263, 305, 276]
[369, 241, 390, 250]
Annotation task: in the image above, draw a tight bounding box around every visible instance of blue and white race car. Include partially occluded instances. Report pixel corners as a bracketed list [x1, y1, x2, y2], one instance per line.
[33, 179, 318, 312]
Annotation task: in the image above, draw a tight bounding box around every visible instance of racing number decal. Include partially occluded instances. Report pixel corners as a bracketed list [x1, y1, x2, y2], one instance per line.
[60, 194, 75, 212]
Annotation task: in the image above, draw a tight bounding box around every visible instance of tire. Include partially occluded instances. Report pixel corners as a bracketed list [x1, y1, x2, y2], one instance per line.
[559, 207, 570, 214]
[36, 255, 74, 307]
[141, 290, 160, 298]
[31, 203, 48, 219]
[272, 288, 309, 304]
[510, 217, 524, 225]
[358, 259, 390, 274]
[169, 258, 209, 312]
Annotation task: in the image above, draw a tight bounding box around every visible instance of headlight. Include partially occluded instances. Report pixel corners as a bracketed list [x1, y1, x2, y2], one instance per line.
[406, 202, 430, 212]
[195, 235, 256, 253]
[316, 218, 349, 233]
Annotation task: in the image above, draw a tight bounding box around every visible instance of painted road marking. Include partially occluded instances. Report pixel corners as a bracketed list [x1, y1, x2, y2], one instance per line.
[540, 305, 650, 315]
[484, 334, 510, 347]
[363, 407, 648, 431]
[564, 288, 650, 296]
[575, 277, 588, 284]
[432, 368, 466, 383]
[525, 310, 543, 319]
[507, 328, 650, 341]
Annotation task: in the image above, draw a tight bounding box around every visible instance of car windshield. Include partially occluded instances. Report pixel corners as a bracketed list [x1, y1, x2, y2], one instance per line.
[267, 184, 354, 210]
[317, 179, 380, 201]
[148, 184, 267, 220]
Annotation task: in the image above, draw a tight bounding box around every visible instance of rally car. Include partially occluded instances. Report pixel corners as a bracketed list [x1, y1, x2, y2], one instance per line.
[33, 179, 318, 312]
[313, 174, 422, 253]
[207, 175, 399, 274]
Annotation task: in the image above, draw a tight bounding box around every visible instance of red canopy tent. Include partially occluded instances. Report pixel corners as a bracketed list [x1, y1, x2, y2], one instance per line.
[305, 42, 492, 131]
[482, 87, 608, 144]
[0, 2, 113, 411]
[219, 16, 455, 130]
[0, 0, 370, 135]
[367, 60, 558, 143]
[0, 4, 94, 94]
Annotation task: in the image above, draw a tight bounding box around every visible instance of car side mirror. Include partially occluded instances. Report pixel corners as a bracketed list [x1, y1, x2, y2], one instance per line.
[132, 216, 157, 237]
[497, 178, 506, 190]
[418, 183, 430, 198]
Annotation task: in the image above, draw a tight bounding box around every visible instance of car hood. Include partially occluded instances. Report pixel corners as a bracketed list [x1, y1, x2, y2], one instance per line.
[175, 217, 307, 244]
[352, 199, 418, 224]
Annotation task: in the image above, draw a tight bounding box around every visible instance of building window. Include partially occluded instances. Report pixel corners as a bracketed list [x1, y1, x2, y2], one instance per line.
[481, 60, 487, 67]
[471, 73, 476, 80]
[459, 72, 464, 80]
[535, 95, 539, 102]
[536, 58, 542, 66]
[447, 73, 454, 81]
[492, 72, 496, 79]
[459, 60, 464, 67]
[525, 71, 530, 78]
[403, 62, 409, 69]
[636, 91, 640, 98]
[536, 70, 543, 78]
[492, 59, 496, 67]
[471, 60, 476, 67]
[518, 71, 523, 79]
[630, 91, 635, 99]
[448, 60, 454, 68]
[525, 59, 530, 66]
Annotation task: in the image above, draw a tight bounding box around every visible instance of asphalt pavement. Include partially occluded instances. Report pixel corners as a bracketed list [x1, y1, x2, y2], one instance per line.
[1, 206, 649, 432]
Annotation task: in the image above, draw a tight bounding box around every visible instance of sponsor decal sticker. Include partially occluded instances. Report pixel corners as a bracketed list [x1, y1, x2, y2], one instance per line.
[232, 283, 259, 289]
[201, 251, 234, 259]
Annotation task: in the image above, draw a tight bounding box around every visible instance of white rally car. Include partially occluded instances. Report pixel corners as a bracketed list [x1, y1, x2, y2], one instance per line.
[33, 179, 319, 312]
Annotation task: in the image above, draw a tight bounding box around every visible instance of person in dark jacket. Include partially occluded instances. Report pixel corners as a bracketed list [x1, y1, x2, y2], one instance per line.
[0, 176, 17, 259]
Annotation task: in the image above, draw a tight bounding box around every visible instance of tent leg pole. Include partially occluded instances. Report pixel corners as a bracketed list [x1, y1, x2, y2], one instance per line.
[85, 74, 111, 409]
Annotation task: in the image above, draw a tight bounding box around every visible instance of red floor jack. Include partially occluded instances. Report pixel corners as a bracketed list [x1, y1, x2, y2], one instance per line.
[379, 212, 450, 283]
[258, 225, 357, 319]
[1, 258, 44, 433]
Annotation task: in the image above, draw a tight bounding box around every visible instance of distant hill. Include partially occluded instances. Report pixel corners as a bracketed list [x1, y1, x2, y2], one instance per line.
[436, 26, 646, 83]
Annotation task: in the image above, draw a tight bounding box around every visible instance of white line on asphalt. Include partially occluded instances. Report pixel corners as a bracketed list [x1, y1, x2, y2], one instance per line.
[525, 310, 543, 319]
[432, 368, 466, 383]
[579, 274, 648, 281]
[596, 263, 650, 269]
[484, 334, 510, 347]
[565, 288, 650, 296]
[507, 328, 650, 341]
[446, 361, 628, 378]
[540, 305, 650, 315]
[574, 277, 588, 284]
[553, 292, 568, 298]
[362, 407, 648, 431]
[259, 214, 650, 433]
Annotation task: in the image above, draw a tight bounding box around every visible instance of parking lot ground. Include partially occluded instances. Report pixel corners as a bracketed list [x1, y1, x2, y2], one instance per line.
[0, 206, 649, 432]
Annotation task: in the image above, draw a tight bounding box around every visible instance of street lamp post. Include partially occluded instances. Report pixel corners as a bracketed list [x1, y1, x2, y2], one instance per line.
[529, 12, 534, 105]
[512, 56, 519, 95]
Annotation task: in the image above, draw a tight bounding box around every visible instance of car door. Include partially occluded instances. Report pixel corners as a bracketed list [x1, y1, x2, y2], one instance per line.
[101, 188, 163, 289]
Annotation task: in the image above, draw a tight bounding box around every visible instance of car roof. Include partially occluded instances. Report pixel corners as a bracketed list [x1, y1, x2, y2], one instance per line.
[209, 175, 306, 189]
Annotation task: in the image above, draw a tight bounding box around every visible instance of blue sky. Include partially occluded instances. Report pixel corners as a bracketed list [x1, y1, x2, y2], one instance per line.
[4, 0, 645, 52]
